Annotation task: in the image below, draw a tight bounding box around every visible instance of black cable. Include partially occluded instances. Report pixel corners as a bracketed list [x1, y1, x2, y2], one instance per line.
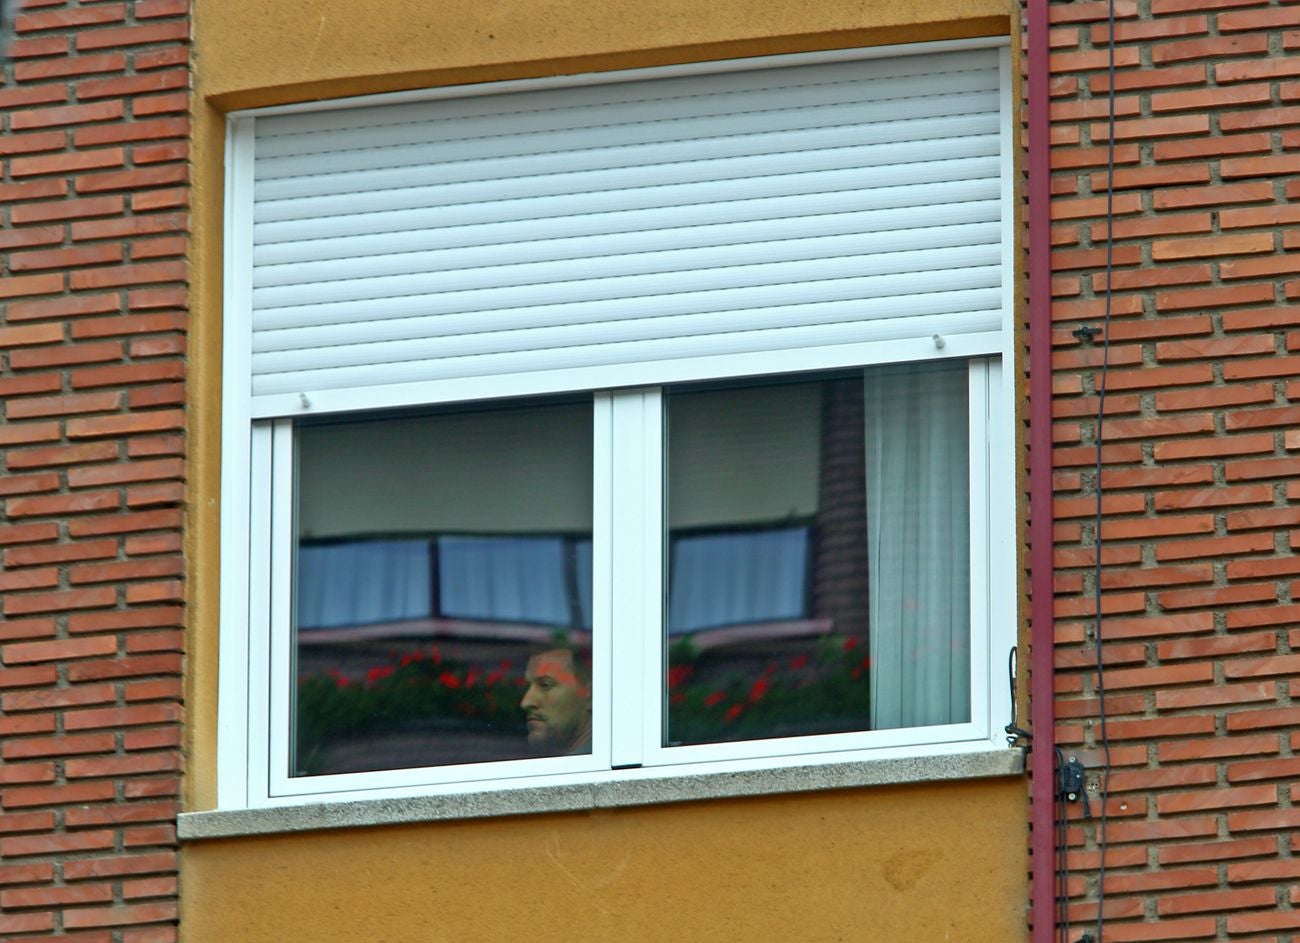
[1006, 646, 1033, 747]
[1090, 0, 1118, 938]
[1055, 746, 1071, 943]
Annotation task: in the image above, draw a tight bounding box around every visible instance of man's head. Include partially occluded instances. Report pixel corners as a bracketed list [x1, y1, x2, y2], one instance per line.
[520, 647, 591, 754]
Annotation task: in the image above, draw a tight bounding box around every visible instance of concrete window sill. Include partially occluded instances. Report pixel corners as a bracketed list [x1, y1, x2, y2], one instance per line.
[179, 747, 1025, 840]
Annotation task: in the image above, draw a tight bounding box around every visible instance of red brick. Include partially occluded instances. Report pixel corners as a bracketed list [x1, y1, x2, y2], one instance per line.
[5, 490, 121, 518]
[1225, 653, 1300, 680]
[10, 100, 124, 131]
[1152, 82, 1273, 115]
[1152, 32, 1269, 63]
[3, 636, 118, 665]
[0, 882, 114, 910]
[1159, 681, 1268, 707]
[1160, 734, 1280, 763]
[1, 780, 116, 810]
[66, 653, 182, 682]
[67, 409, 185, 439]
[76, 21, 190, 52]
[1157, 785, 1277, 815]
[77, 164, 188, 195]
[1217, 57, 1300, 84]
[74, 116, 188, 148]
[10, 194, 124, 226]
[10, 340, 124, 370]
[64, 752, 180, 779]
[1228, 857, 1300, 882]
[1158, 885, 1276, 917]
[6, 292, 120, 322]
[3, 586, 117, 616]
[1155, 132, 1271, 161]
[77, 69, 187, 100]
[1092, 113, 1210, 141]
[63, 852, 177, 882]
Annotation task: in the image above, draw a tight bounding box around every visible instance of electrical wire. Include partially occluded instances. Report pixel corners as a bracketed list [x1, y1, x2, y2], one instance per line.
[1089, 0, 1118, 938]
[1006, 647, 1034, 747]
[1055, 746, 1071, 943]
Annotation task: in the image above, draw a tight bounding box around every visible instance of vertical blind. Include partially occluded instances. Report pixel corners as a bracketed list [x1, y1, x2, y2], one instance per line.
[240, 44, 1007, 415]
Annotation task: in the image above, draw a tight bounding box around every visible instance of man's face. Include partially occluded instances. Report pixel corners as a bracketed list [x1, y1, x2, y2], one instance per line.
[520, 649, 591, 754]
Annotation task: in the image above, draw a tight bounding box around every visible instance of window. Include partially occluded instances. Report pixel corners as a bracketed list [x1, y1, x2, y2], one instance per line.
[219, 38, 1014, 808]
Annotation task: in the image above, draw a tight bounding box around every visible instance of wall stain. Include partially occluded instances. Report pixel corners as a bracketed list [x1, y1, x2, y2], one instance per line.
[882, 849, 939, 892]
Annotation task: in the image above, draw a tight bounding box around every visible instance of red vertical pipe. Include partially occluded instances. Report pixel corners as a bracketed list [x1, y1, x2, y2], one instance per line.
[1026, 0, 1057, 941]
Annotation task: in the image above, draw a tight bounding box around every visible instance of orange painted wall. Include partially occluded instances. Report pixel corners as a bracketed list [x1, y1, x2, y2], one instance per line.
[183, 780, 1025, 943]
[183, 1, 1024, 940]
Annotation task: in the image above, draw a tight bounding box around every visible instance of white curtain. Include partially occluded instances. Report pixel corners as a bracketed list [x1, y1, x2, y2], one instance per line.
[668, 527, 810, 634]
[865, 362, 970, 729]
[297, 539, 433, 629]
[438, 536, 575, 627]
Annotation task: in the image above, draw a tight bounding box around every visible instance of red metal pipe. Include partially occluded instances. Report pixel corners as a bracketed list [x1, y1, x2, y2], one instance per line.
[1025, 0, 1058, 940]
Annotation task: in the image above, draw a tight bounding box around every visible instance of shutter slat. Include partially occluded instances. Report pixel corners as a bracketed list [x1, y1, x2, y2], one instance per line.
[255, 116, 998, 204]
[253, 133, 999, 225]
[252, 168, 1001, 246]
[255, 49, 997, 150]
[254, 283, 1002, 364]
[255, 197, 1000, 269]
[252, 311, 1004, 398]
[256, 267, 998, 341]
[253, 215, 999, 293]
[252, 224, 998, 311]
[254, 84, 1000, 179]
[244, 45, 1008, 414]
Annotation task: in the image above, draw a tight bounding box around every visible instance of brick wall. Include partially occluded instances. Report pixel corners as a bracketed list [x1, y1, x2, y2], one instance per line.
[0, 0, 189, 940]
[1047, 0, 1300, 938]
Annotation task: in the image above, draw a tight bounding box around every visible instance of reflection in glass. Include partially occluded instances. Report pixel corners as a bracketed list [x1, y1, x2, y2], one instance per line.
[664, 362, 970, 747]
[291, 401, 593, 777]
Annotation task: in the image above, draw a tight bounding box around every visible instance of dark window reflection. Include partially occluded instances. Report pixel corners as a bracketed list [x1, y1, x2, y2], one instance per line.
[664, 363, 971, 747]
[292, 401, 593, 777]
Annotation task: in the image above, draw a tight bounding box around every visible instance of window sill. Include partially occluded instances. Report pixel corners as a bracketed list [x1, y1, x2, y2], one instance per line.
[179, 746, 1024, 840]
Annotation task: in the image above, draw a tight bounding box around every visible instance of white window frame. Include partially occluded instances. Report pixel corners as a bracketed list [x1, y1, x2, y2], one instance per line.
[217, 38, 1017, 811]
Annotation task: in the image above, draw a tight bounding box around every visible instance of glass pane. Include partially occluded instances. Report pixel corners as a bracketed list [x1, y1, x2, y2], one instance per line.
[664, 363, 970, 747]
[292, 401, 594, 777]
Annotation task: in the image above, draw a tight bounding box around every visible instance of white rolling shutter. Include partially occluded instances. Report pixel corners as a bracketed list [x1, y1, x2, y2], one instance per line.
[232, 42, 1010, 417]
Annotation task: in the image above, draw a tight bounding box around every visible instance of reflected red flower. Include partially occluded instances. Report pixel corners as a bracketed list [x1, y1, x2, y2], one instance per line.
[438, 671, 461, 689]
[334, 676, 350, 689]
[748, 678, 769, 704]
[667, 664, 693, 690]
[366, 665, 395, 684]
[499, 659, 512, 672]
[789, 655, 809, 671]
[485, 670, 504, 687]
[429, 648, 443, 665]
[724, 704, 743, 723]
[842, 637, 860, 652]
[850, 668, 862, 681]
[860, 655, 872, 671]
[399, 654, 413, 667]
[465, 667, 481, 688]
[670, 692, 686, 705]
[704, 690, 726, 708]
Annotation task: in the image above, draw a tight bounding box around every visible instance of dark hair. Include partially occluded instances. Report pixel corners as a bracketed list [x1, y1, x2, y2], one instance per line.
[528, 644, 591, 688]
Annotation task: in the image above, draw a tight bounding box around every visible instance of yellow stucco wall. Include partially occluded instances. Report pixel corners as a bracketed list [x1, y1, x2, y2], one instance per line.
[184, 1, 1024, 940]
[183, 780, 1025, 943]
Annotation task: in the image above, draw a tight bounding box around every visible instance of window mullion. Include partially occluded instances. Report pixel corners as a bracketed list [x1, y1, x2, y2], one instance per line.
[265, 419, 297, 798]
[966, 360, 992, 739]
[608, 388, 663, 768]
